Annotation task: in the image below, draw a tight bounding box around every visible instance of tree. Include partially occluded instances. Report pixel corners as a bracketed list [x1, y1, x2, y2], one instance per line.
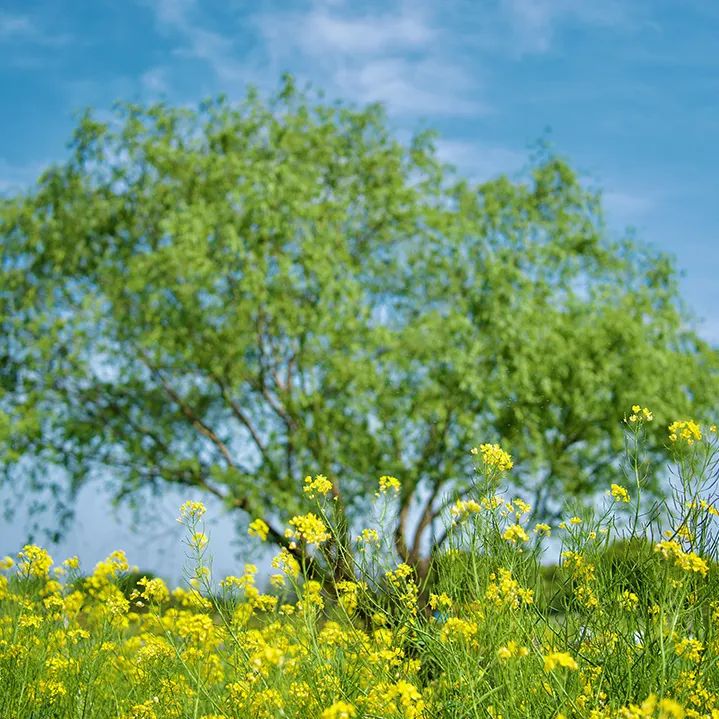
[1, 77, 717, 574]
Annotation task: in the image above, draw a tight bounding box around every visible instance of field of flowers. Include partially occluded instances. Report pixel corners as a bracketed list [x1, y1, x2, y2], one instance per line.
[2, 408, 719, 719]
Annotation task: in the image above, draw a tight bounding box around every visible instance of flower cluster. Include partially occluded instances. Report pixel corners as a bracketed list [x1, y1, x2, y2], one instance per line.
[668, 419, 703, 445]
[303, 474, 333, 498]
[285, 513, 331, 547]
[471, 443, 513, 472]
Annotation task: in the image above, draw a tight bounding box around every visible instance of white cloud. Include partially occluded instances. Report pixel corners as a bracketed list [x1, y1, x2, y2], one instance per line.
[141, 67, 170, 95]
[499, 0, 629, 54]
[254, 1, 487, 117]
[0, 11, 72, 46]
[334, 57, 486, 116]
[145, 0, 248, 86]
[296, 4, 434, 55]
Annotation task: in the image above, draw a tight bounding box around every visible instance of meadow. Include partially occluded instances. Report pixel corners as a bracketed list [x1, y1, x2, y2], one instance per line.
[2, 407, 719, 719]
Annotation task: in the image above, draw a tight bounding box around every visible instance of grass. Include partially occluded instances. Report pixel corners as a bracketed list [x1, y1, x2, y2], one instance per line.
[1, 410, 719, 718]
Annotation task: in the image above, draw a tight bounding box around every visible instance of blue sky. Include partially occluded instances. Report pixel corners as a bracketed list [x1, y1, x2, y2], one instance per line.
[1, 0, 718, 579]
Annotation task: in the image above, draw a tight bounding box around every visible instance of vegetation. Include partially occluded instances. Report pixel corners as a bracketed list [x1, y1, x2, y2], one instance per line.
[2, 79, 718, 578]
[2, 408, 719, 718]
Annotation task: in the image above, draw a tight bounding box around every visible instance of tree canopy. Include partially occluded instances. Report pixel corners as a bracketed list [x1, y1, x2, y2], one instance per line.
[1, 78, 717, 568]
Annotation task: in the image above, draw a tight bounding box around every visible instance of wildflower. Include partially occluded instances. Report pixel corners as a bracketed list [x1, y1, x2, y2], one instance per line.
[544, 651, 578, 672]
[533, 523, 552, 536]
[569, 516, 582, 525]
[502, 524, 529, 544]
[668, 419, 702, 445]
[654, 541, 709, 576]
[429, 593, 453, 611]
[377, 475, 401, 494]
[562, 552, 596, 581]
[357, 528, 380, 544]
[248, 518, 269, 541]
[610, 484, 631, 503]
[321, 701, 357, 719]
[486, 568, 534, 609]
[62, 556, 80, 570]
[177, 500, 206, 523]
[675, 638, 703, 663]
[450, 499, 482, 522]
[298, 579, 324, 611]
[272, 547, 300, 578]
[189, 532, 208, 550]
[17, 545, 53, 579]
[440, 617, 478, 643]
[285, 513, 331, 546]
[497, 640, 529, 660]
[627, 405, 653, 424]
[303, 474, 333, 498]
[619, 590, 639, 611]
[471, 443, 513, 472]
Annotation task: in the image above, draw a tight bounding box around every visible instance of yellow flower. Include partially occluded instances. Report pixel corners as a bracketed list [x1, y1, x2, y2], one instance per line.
[497, 640, 529, 661]
[62, 555, 80, 570]
[471, 443, 513, 472]
[429, 592, 453, 611]
[377, 475, 401, 494]
[357, 528, 380, 544]
[272, 547, 300, 578]
[533, 523, 552, 536]
[17, 545, 53, 579]
[303, 474, 333, 498]
[440, 617, 478, 643]
[544, 651, 578, 672]
[190, 532, 208, 549]
[285, 513, 331, 546]
[321, 701, 357, 719]
[619, 590, 639, 611]
[450, 499, 482, 522]
[654, 541, 709, 576]
[675, 637, 703, 663]
[177, 500, 206, 522]
[668, 419, 702, 445]
[610, 484, 631, 503]
[627, 405, 653, 424]
[502, 524, 529, 544]
[248, 518, 270, 541]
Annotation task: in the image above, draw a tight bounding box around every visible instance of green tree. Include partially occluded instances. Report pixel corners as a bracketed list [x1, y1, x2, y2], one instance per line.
[1, 78, 717, 573]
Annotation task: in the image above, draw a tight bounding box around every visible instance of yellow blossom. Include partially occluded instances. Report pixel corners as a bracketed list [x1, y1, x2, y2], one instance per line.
[502, 524, 529, 544]
[471, 443, 513, 472]
[668, 419, 702, 445]
[177, 500, 206, 523]
[248, 518, 270, 541]
[377, 475, 401, 494]
[321, 701, 357, 719]
[544, 651, 578, 672]
[285, 513, 331, 546]
[497, 640, 529, 660]
[610, 484, 631, 503]
[303, 474, 333, 498]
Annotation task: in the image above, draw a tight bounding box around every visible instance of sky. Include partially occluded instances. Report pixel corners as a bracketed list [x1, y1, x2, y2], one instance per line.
[1, 0, 718, 581]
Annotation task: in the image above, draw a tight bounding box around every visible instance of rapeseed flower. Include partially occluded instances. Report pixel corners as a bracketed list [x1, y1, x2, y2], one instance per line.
[471, 443, 513, 472]
[248, 518, 270, 541]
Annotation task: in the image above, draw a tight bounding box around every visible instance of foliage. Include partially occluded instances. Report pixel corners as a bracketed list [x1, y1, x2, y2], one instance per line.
[2, 409, 719, 717]
[1, 77, 718, 569]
